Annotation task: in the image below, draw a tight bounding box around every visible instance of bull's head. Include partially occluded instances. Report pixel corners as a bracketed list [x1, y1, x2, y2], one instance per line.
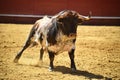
[57, 10, 91, 24]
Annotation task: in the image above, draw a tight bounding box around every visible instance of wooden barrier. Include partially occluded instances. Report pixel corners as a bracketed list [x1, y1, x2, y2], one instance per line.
[0, 0, 120, 25]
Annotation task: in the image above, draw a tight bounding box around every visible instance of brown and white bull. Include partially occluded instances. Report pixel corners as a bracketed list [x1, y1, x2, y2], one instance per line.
[14, 10, 91, 71]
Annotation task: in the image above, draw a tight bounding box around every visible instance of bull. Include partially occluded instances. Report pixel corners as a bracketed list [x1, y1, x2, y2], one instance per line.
[14, 10, 91, 71]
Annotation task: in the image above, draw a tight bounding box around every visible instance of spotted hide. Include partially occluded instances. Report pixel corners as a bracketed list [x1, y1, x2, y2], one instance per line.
[14, 10, 91, 71]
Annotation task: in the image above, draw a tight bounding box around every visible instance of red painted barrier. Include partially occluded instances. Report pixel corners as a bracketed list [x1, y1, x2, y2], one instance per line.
[0, 0, 120, 25]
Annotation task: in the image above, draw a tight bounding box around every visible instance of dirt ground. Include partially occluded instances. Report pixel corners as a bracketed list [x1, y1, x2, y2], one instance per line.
[0, 24, 120, 80]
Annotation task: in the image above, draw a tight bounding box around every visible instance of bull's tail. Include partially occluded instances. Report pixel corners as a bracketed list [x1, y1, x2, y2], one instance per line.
[24, 24, 37, 47]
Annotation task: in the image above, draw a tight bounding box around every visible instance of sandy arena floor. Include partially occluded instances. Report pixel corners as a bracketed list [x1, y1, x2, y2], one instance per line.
[0, 24, 120, 80]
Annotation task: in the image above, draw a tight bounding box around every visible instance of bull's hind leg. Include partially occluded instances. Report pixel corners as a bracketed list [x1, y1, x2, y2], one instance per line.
[14, 39, 31, 63]
[14, 26, 36, 63]
[48, 50, 55, 71]
[36, 47, 44, 67]
[39, 33, 44, 61]
[68, 49, 76, 71]
[40, 47, 44, 60]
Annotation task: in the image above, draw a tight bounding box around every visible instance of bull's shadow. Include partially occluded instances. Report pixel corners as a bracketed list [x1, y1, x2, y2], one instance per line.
[54, 66, 111, 80]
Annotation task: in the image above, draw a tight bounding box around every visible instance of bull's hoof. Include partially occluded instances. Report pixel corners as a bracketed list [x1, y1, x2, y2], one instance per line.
[13, 58, 19, 63]
[71, 68, 76, 72]
[49, 67, 54, 72]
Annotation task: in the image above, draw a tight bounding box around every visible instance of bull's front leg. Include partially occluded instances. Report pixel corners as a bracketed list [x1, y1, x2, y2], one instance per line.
[48, 50, 55, 71]
[68, 48, 76, 71]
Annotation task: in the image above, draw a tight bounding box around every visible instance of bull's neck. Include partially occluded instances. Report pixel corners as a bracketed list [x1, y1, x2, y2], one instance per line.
[61, 22, 77, 36]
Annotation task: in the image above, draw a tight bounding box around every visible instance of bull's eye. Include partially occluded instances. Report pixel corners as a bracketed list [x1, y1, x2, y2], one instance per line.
[69, 34, 73, 37]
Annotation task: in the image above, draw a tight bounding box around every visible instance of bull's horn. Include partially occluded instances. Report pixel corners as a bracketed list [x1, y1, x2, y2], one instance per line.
[84, 11, 92, 20]
[87, 11, 92, 20]
[88, 11, 92, 18]
[84, 16, 90, 20]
